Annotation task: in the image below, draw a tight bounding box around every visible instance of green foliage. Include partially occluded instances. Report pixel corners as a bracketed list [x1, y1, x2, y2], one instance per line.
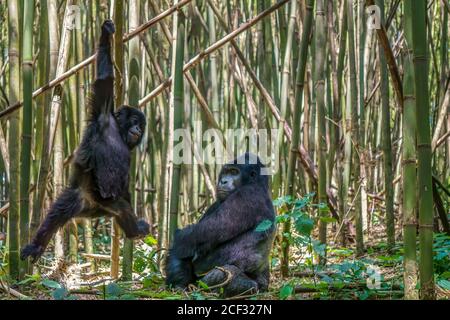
[274, 193, 327, 265]
[103, 282, 136, 300]
[41, 279, 61, 289]
[437, 279, 450, 290]
[133, 235, 161, 277]
[255, 219, 273, 232]
[35, 278, 77, 300]
[279, 283, 294, 300]
[433, 233, 450, 276]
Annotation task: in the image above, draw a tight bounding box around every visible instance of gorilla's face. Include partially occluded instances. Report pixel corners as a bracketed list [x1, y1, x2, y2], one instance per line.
[217, 165, 242, 201]
[115, 106, 146, 149]
[216, 153, 264, 202]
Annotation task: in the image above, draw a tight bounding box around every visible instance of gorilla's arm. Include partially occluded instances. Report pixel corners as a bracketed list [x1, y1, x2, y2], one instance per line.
[88, 20, 130, 199]
[86, 19, 115, 126]
[173, 184, 273, 259]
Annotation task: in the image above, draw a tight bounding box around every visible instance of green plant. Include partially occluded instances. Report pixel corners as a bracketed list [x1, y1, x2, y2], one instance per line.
[274, 193, 327, 265]
[433, 233, 450, 276]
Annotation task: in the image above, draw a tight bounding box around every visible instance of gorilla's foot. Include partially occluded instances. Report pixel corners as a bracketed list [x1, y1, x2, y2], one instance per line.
[201, 265, 258, 297]
[137, 219, 150, 237]
[20, 243, 45, 263]
[125, 220, 151, 240]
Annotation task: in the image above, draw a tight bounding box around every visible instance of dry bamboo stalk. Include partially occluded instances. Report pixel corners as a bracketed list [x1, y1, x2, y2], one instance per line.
[185, 72, 220, 131]
[0, 55, 95, 118]
[366, 0, 403, 109]
[122, 0, 192, 42]
[0, 124, 9, 181]
[142, 2, 222, 134]
[0, 204, 7, 217]
[432, 81, 450, 150]
[139, 0, 291, 106]
[81, 253, 117, 260]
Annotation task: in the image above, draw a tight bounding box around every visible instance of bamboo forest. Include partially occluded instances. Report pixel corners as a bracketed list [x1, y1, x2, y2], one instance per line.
[0, 0, 449, 302]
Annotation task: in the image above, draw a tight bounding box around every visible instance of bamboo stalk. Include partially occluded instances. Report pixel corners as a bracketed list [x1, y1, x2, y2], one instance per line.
[19, 0, 35, 278]
[377, 0, 395, 249]
[365, 0, 403, 109]
[315, 0, 328, 256]
[7, 0, 21, 281]
[408, 0, 435, 300]
[168, 9, 186, 243]
[281, 0, 315, 277]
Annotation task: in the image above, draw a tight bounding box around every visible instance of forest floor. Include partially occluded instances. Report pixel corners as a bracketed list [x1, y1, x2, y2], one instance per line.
[1, 222, 450, 300]
[0, 215, 450, 300]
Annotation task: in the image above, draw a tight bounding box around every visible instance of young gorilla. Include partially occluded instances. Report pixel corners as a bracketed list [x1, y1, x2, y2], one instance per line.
[21, 20, 150, 263]
[166, 153, 276, 297]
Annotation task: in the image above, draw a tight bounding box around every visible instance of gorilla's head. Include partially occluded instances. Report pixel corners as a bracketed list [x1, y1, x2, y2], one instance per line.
[115, 106, 146, 149]
[216, 152, 268, 202]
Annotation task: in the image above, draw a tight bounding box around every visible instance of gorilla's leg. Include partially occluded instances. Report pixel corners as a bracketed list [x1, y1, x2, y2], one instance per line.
[255, 266, 270, 292]
[21, 188, 84, 263]
[165, 250, 196, 288]
[100, 197, 149, 239]
[201, 265, 259, 297]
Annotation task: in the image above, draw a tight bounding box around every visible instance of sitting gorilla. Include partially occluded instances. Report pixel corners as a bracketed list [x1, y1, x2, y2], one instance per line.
[165, 153, 276, 297]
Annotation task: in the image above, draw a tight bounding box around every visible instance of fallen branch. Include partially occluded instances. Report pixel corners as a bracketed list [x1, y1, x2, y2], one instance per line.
[0, 280, 29, 299]
[294, 282, 402, 293]
[81, 253, 116, 261]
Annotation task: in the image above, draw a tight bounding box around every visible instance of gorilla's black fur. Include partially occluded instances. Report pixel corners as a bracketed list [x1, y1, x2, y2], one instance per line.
[21, 20, 149, 263]
[166, 153, 276, 297]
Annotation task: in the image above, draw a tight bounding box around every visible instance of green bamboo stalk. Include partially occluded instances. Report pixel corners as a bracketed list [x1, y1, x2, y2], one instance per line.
[33, 0, 49, 182]
[347, 0, 364, 256]
[75, 14, 94, 271]
[7, 0, 21, 280]
[207, 4, 221, 179]
[18, 0, 34, 278]
[314, 0, 327, 256]
[122, 0, 141, 281]
[402, 6, 419, 294]
[407, 0, 435, 300]
[336, 1, 348, 245]
[358, 0, 368, 233]
[53, 96, 65, 266]
[274, 0, 296, 199]
[67, 44, 78, 264]
[31, 0, 72, 246]
[110, 0, 124, 280]
[169, 11, 186, 243]
[207, 5, 219, 124]
[377, 0, 395, 249]
[282, 0, 315, 277]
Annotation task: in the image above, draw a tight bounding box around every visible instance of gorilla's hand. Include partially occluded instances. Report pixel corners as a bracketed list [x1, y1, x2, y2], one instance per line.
[99, 19, 115, 49]
[172, 227, 196, 259]
[101, 19, 115, 37]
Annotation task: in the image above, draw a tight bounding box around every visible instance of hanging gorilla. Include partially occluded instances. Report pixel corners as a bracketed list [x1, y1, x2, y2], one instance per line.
[165, 153, 276, 297]
[21, 20, 150, 263]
